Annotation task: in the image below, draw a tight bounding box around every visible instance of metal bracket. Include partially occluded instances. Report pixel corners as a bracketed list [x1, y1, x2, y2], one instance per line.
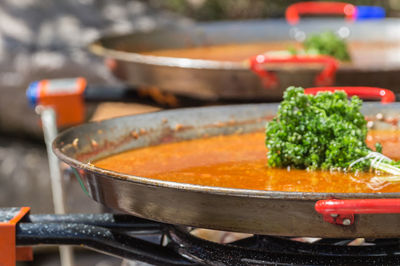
[321, 213, 354, 226]
[0, 207, 33, 266]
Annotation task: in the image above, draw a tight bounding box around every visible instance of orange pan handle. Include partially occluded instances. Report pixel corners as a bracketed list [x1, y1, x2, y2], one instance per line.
[249, 54, 338, 89]
[315, 199, 400, 225]
[286, 1, 356, 25]
[305, 86, 396, 104]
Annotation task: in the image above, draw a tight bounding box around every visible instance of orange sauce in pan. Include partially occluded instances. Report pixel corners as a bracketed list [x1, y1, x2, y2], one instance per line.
[94, 130, 400, 193]
[141, 42, 296, 62]
[140, 41, 400, 68]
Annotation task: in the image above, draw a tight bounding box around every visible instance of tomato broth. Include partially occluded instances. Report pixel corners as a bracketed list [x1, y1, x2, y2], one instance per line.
[94, 130, 400, 193]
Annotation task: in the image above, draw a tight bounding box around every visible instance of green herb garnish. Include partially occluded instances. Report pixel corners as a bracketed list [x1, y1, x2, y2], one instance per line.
[290, 31, 351, 62]
[266, 87, 400, 176]
[304, 31, 351, 62]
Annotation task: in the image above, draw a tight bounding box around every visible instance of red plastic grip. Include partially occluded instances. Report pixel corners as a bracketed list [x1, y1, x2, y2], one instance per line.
[249, 55, 338, 89]
[286, 1, 356, 25]
[315, 199, 400, 214]
[304, 87, 395, 104]
[315, 198, 400, 225]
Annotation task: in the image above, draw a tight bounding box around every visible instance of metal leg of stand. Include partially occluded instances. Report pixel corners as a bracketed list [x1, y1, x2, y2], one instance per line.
[37, 106, 74, 266]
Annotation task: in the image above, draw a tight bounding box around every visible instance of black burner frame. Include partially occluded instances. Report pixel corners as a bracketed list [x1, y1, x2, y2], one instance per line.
[13, 212, 400, 266]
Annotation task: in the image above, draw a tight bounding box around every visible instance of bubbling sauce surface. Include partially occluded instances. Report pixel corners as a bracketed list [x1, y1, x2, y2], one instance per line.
[94, 130, 400, 193]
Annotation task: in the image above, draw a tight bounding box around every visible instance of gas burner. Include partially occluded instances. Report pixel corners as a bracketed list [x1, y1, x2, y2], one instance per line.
[5, 209, 400, 266]
[169, 226, 400, 265]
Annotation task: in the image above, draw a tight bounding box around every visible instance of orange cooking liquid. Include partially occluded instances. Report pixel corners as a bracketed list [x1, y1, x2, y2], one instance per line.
[140, 42, 297, 62]
[139, 41, 400, 68]
[94, 130, 400, 193]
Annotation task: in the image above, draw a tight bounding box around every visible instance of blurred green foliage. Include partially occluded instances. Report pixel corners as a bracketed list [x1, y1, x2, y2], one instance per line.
[303, 31, 351, 61]
[145, 0, 390, 21]
[288, 31, 351, 61]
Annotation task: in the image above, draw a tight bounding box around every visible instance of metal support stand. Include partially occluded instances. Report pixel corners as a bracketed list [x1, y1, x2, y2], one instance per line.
[36, 106, 74, 266]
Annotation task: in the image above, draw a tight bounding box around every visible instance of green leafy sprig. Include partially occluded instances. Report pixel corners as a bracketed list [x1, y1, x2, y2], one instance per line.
[289, 31, 351, 62]
[266, 87, 375, 172]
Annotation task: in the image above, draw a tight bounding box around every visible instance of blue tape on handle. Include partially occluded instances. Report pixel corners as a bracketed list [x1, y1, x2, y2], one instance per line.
[356, 6, 386, 20]
[26, 81, 39, 108]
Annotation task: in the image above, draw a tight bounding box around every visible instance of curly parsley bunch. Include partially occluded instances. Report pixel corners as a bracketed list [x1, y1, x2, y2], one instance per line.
[266, 87, 371, 171]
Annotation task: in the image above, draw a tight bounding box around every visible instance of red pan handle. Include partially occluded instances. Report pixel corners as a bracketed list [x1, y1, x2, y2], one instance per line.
[304, 87, 396, 104]
[286, 1, 356, 25]
[315, 199, 400, 225]
[316, 199, 400, 214]
[249, 55, 338, 89]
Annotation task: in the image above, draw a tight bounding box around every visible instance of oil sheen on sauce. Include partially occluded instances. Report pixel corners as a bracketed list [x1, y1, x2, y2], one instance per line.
[94, 130, 400, 193]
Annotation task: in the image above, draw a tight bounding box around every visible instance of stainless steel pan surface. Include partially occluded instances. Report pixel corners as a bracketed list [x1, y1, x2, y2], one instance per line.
[90, 18, 400, 100]
[54, 102, 400, 238]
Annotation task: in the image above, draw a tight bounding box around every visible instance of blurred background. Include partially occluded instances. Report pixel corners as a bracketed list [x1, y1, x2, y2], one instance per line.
[149, 0, 395, 20]
[1, 0, 397, 138]
[1, 0, 400, 265]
